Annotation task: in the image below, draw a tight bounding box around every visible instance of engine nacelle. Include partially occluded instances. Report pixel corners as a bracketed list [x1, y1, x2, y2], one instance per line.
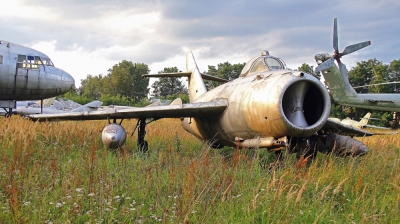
[101, 123, 127, 149]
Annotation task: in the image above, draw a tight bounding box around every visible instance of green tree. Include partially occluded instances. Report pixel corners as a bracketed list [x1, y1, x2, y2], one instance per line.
[62, 88, 93, 105]
[368, 63, 390, 93]
[104, 61, 150, 103]
[348, 59, 381, 93]
[151, 67, 188, 99]
[100, 94, 130, 106]
[79, 74, 104, 100]
[389, 59, 400, 93]
[298, 63, 320, 79]
[203, 62, 245, 90]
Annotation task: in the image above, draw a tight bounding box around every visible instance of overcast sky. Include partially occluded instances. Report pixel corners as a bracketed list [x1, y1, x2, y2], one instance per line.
[2, 0, 400, 86]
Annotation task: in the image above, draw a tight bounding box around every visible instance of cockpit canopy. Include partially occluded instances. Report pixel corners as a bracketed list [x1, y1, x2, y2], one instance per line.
[240, 50, 287, 77]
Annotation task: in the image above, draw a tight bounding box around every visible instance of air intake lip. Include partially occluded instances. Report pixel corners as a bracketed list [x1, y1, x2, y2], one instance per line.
[281, 79, 329, 131]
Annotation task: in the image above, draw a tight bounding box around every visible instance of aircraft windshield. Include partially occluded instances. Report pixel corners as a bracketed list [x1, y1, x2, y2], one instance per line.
[41, 57, 54, 66]
[240, 54, 287, 77]
[265, 57, 284, 70]
[239, 57, 257, 77]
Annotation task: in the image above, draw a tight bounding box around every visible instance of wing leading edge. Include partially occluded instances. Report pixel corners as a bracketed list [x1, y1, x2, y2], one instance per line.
[28, 101, 228, 122]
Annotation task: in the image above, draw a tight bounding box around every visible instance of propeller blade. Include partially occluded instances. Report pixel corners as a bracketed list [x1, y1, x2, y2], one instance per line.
[315, 57, 335, 73]
[342, 41, 371, 56]
[333, 18, 338, 52]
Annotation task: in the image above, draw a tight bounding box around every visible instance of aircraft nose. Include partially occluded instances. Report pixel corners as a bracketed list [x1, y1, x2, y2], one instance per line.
[62, 70, 75, 90]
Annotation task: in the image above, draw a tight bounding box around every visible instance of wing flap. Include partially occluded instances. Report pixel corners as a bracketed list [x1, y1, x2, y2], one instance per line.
[28, 101, 227, 121]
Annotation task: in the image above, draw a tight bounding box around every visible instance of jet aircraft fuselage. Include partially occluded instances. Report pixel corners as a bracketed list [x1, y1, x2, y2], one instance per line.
[181, 53, 331, 148]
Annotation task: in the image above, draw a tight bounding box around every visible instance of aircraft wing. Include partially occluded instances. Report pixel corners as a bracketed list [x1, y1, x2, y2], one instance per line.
[323, 118, 373, 136]
[27, 101, 227, 122]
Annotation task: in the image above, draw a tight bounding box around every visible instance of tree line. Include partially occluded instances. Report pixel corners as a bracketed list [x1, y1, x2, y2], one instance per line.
[63, 58, 400, 128]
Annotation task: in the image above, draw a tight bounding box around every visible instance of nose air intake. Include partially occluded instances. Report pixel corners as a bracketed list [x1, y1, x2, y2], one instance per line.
[282, 80, 327, 129]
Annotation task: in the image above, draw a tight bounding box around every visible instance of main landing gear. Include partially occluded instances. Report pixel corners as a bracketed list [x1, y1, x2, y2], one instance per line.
[2, 108, 13, 118]
[131, 118, 158, 152]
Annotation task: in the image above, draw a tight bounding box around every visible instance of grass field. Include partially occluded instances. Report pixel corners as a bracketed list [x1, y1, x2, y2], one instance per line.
[1, 117, 399, 223]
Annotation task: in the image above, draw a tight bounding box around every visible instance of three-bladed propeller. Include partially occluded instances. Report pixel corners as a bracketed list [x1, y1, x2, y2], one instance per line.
[315, 18, 371, 73]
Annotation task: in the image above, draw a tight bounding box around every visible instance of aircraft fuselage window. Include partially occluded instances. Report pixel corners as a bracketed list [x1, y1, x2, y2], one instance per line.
[17, 54, 27, 68]
[27, 55, 40, 69]
[0, 55, 3, 64]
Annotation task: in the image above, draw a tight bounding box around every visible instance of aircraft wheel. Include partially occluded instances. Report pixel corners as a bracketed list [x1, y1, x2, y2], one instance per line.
[139, 140, 149, 152]
[5, 112, 12, 118]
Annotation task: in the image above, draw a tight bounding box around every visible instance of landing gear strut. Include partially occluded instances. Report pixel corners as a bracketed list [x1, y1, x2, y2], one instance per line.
[131, 118, 159, 152]
[3, 108, 13, 118]
[137, 118, 148, 152]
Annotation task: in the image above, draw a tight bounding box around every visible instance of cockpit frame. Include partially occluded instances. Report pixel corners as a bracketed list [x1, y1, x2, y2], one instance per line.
[240, 50, 287, 77]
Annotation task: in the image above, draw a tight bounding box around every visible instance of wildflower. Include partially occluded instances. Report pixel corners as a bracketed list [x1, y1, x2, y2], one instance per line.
[88, 193, 95, 197]
[56, 203, 63, 208]
[23, 201, 31, 206]
[76, 188, 83, 193]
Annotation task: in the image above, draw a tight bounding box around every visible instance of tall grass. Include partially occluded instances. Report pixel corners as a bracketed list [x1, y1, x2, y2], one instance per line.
[0, 117, 399, 223]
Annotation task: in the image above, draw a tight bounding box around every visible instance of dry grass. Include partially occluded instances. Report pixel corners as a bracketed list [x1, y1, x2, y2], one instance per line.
[0, 116, 399, 223]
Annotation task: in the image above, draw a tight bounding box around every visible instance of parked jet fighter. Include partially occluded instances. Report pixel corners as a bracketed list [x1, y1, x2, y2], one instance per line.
[338, 113, 372, 129]
[329, 112, 392, 131]
[29, 51, 372, 159]
[315, 18, 400, 112]
[0, 40, 75, 117]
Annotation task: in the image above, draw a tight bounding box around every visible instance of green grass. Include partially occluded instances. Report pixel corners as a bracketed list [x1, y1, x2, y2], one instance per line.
[1, 117, 399, 223]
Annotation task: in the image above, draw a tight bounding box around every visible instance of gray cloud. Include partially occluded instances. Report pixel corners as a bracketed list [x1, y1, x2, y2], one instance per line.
[2, 0, 400, 73]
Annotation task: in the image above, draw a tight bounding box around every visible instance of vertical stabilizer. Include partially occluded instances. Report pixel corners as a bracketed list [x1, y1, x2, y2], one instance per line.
[359, 112, 371, 126]
[320, 62, 358, 103]
[186, 52, 207, 102]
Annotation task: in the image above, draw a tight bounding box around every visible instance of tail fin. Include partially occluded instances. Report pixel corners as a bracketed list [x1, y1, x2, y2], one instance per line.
[359, 112, 371, 126]
[186, 52, 207, 102]
[142, 51, 228, 103]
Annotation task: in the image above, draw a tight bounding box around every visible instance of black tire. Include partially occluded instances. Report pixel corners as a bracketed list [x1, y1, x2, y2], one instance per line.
[139, 140, 149, 152]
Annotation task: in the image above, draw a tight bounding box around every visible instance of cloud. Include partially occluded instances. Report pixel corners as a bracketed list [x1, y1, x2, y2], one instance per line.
[1, 0, 400, 85]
